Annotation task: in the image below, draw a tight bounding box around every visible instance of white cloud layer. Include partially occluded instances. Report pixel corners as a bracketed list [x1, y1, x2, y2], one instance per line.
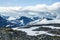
[0, 2, 60, 18]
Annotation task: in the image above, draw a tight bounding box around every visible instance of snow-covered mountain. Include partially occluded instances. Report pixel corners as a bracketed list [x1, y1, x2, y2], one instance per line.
[1, 13, 60, 38]
[12, 16, 60, 37]
[28, 18, 60, 26]
[7, 16, 34, 27]
[12, 18, 60, 37]
[27, 17, 57, 26]
[27, 13, 57, 25]
[0, 15, 41, 27]
[0, 12, 57, 28]
[12, 26, 60, 36]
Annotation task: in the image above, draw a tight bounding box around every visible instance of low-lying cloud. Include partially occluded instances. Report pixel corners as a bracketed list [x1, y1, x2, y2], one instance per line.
[0, 2, 60, 18]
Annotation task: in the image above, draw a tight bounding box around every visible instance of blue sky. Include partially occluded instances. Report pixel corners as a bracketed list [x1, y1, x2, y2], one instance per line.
[0, 0, 60, 7]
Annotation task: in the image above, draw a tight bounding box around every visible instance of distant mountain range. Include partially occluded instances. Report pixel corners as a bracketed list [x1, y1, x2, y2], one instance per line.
[0, 14, 57, 28]
[0, 15, 38, 27]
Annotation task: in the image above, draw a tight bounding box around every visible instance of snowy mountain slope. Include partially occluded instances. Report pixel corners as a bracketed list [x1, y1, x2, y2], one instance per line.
[34, 19, 60, 25]
[12, 25, 60, 36]
[28, 18, 60, 26]
[6, 16, 34, 27]
[12, 16, 60, 37]
[0, 15, 41, 27]
[27, 14, 57, 25]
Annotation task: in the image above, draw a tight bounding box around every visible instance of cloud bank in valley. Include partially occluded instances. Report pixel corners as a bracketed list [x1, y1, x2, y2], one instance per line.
[0, 2, 60, 18]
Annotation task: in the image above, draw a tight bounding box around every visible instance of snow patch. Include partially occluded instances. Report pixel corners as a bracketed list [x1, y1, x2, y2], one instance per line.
[29, 19, 60, 25]
[8, 17, 16, 20]
[12, 26, 60, 36]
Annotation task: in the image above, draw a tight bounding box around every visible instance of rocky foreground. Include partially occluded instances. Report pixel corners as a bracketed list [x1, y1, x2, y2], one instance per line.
[0, 27, 60, 40]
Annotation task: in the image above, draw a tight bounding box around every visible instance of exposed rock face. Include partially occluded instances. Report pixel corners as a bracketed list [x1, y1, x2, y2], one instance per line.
[0, 27, 60, 40]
